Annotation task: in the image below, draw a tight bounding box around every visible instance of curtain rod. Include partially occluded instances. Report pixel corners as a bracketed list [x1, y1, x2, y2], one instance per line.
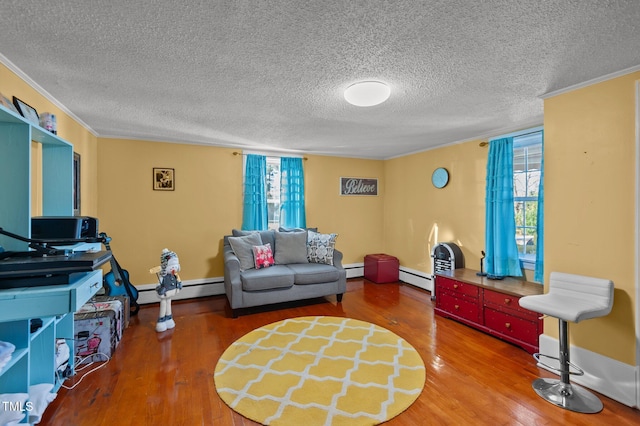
[479, 129, 543, 147]
[233, 151, 308, 160]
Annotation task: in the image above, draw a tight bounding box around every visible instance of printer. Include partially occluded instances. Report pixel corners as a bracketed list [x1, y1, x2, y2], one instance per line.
[31, 216, 99, 242]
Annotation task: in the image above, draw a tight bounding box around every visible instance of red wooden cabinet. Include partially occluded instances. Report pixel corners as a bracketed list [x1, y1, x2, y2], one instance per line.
[435, 276, 481, 323]
[434, 269, 543, 354]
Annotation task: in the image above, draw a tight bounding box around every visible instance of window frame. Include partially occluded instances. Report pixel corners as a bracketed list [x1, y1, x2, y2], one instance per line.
[490, 126, 543, 271]
[511, 128, 543, 270]
[265, 156, 281, 230]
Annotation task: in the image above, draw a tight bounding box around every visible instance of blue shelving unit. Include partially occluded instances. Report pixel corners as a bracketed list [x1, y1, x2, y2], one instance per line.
[0, 104, 98, 424]
[0, 105, 73, 251]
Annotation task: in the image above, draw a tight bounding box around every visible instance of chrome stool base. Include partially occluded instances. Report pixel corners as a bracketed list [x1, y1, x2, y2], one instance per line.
[532, 378, 604, 414]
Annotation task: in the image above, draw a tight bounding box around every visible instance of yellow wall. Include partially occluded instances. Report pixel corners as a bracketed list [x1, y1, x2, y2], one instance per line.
[543, 72, 639, 365]
[384, 141, 488, 274]
[304, 155, 385, 262]
[96, 140, 385, 284]
[382, 73, 638, 366]
[96, 139, 241, 283]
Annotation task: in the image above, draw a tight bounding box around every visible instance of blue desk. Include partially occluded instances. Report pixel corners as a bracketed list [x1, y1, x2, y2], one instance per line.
[0, 270, 102, 400]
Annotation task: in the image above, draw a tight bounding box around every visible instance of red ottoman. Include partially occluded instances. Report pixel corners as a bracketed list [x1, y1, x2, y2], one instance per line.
[364, 254, 399, 283]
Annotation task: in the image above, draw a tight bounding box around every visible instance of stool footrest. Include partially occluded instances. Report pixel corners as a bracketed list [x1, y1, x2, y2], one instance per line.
[533, 353, 585, 376]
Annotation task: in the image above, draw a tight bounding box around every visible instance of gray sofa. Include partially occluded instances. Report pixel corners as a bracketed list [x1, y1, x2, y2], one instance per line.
[223, 229, 346, 317]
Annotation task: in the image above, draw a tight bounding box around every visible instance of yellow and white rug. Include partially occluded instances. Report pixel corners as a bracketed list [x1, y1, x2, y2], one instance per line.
[214, 316, 425, 425]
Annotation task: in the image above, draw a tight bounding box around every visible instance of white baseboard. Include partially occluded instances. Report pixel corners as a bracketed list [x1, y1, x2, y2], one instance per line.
[344, 263, 364, 278]
[538, 334, 638, 408]
[133, 262, 434, 303]
[344, 263, 433, 292]
[399, 267, 433, 292]
[135, 277, 225, 305]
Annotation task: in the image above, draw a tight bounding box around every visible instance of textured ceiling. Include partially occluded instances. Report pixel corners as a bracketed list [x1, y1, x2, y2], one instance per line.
[1, 1, 640, 159]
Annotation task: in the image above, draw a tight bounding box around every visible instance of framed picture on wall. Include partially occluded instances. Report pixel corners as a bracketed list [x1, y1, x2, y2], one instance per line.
[153, 168, 175, 191]
[73, 152, 81, 215]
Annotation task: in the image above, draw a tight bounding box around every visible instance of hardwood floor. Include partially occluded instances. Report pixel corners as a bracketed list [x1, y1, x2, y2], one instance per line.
[42, 279, 640, 425]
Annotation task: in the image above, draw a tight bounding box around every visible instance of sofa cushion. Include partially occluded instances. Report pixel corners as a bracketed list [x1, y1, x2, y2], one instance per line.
[228, 233, 263, 271]
[307, 230, 338, 265]
[274, 231, 308, 264]
[241, 265, 295, 291]
[286, 263, 341, 285]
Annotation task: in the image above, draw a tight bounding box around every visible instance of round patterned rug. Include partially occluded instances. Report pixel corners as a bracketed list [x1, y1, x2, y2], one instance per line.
[214, 316, 425, 425]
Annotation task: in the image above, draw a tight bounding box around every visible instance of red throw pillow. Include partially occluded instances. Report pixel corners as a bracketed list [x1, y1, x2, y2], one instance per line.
[252, 243, 275, 269]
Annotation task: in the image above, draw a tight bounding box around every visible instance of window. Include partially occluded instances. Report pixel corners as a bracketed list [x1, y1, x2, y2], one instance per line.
[266, 157, 281, 230]
[513, 131, 543, 267]
[242, 154, 306, 231]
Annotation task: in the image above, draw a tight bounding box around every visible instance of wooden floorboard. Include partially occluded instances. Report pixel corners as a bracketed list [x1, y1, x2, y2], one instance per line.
[41, 279, 640, 425]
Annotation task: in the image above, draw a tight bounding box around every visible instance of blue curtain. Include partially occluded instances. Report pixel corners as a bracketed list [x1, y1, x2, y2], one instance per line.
[534, 132, 544, 282]
[279, 157, 306, 228]
[485, 137, 522, 277]
[242, 154, 268, 230]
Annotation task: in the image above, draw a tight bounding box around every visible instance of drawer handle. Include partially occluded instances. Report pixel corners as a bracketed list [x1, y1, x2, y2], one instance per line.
[453, 284, 459, 289]
[90, 282, 100, 289]
[504, 298, 511, 305]
[454, 305, 460, 310]
[505, 322, 511, 329]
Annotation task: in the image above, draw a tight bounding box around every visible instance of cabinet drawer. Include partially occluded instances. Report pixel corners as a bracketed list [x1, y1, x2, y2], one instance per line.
[438, 291, 481, 323]
[0, 271, 103, 321]
[70, 270, 103, 311]
[437, 277, 479, 298]
[483, 290, 539, 321]
[484, 308, 540, 346]
[0, 292, 69, 322]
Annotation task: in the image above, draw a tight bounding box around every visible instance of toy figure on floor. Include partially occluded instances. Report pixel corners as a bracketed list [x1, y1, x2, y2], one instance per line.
[150, 248, 182, 332]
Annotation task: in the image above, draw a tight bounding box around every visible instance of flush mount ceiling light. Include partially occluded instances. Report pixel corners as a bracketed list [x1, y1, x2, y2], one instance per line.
[344, 81, 390, 107]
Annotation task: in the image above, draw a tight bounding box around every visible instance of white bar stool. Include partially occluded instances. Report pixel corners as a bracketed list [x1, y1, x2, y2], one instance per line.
[518, 272, 614, 413]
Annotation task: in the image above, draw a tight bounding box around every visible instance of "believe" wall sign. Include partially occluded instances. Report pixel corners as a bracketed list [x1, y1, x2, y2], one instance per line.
[340, 177, 378, 196]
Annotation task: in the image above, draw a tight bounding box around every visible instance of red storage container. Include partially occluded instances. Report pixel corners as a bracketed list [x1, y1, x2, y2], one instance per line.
[364, 254, 399, 283]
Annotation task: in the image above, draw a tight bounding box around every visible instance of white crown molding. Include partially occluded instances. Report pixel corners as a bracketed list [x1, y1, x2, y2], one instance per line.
[240, 149, 306, 158]
[0, 53, 97, 136]
[388, 118, 544, 160]
[540, 64, 640, 99]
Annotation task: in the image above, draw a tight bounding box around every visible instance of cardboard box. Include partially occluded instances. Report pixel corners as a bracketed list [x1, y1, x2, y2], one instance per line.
[74, 298, 124, 364]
